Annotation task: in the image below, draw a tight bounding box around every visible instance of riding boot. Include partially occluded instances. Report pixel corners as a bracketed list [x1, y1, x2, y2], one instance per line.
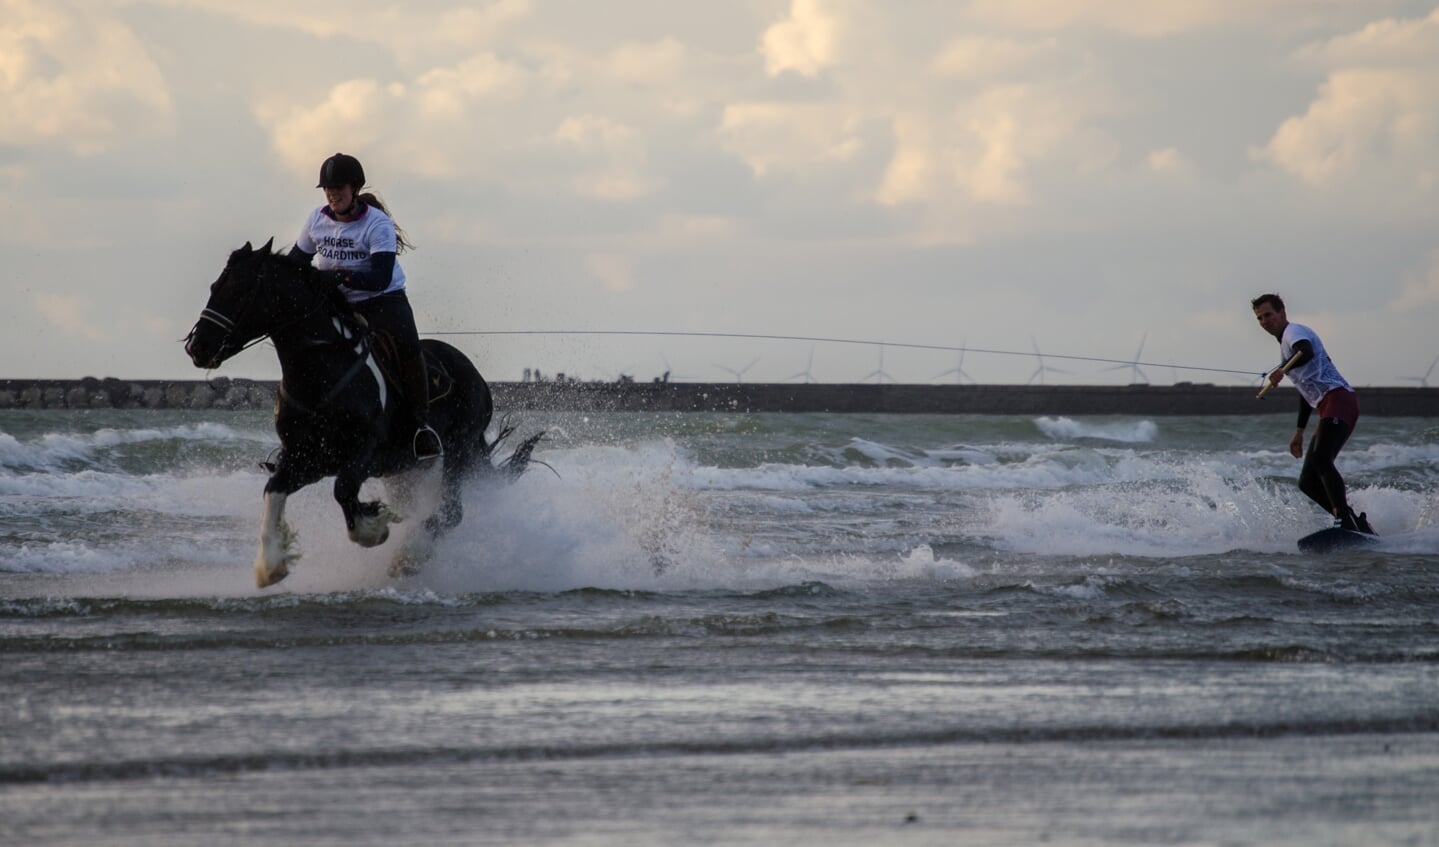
[400, 353, 442, 460]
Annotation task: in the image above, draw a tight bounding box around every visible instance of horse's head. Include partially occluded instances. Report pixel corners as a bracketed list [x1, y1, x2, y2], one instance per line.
[185, 238, 323, 369]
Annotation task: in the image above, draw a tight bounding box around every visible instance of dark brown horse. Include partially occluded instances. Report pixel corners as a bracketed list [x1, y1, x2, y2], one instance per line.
[185, 240, 539, 588]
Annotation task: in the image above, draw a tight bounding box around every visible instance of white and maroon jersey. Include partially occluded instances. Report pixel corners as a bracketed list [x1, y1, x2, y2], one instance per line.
[295, 203, 407, 303]
[1281, 322, 1352, 407]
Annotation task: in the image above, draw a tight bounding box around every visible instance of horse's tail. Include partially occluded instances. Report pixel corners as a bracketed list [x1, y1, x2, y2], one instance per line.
[419, 339, 543, 481]
[487, 420, 546, 479]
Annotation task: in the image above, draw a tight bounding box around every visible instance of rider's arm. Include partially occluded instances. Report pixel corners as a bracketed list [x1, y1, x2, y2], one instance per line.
[1296, 397, 1312, 430]
[290, 246, 396, 292]
[333, 251, 396, 292]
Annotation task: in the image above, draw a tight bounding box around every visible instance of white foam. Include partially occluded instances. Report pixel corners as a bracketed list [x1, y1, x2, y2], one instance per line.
[1035, 416, 1159, 443]
[6, 413, 1437, 589]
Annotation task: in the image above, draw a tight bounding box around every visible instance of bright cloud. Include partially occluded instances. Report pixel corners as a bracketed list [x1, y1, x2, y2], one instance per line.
[0, 0, 172, 154]
[1257, 8, 1439, 189]
[760, 0, 843, 77]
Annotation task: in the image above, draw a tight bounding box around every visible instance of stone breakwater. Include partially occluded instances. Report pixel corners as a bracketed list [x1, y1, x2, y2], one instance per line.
[0, 378, 274, 411]
[3, 378, 1437, 416]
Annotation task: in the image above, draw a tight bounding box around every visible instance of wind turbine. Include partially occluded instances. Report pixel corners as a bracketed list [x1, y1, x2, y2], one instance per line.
[785, 346, 818, 383]
[861, 344, 896, 383]
[714, 357, 760, 383]
[1397, 354, 1439, 387]
[1104, 332, 1149, 384]
[1027, 337, 1071, 385]
[933, 341, 974, 384]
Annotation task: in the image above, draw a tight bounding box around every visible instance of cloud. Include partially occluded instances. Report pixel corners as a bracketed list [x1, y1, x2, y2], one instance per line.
[931, 36, 1059, 80]
[718, 101, 863, 176]
[606, 37, 687, 84]
[1146, 147, 1195, 177]
[654, 214, 738, 242]
[254, 49, 543, 185]
[1255, 8, 1439, 189]
[760, 0, 843, 77]
[34, 293, 103, 339]
[554, 116, 659, 200]
[1301, 6, 1439, 66]
[878, 80, 1119, 212]
[139, 0, 532, 66]
[256, 78, 394, 178]
[0, 0, 172, 154]
[555, 115, 637, 151]
[964, 0, 1363, 38]
[875, 118, 931, 206]
[415, 53, 527, 120]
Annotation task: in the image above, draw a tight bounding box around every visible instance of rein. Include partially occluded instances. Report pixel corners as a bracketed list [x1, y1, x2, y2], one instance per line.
[277, 331, 381, 417]
[196, 257, 335, 361]
[194, 252, 381, 415]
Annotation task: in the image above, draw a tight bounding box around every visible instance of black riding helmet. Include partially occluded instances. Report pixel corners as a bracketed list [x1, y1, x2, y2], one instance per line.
[317, 153, 365, 188]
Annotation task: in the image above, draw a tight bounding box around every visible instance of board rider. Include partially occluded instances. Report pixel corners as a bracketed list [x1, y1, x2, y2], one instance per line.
[290, 153, 442, 460]
[1252, 293, 1374, 534]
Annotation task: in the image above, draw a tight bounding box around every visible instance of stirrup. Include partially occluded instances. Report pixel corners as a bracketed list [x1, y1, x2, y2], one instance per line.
[413, 425, 443, 460]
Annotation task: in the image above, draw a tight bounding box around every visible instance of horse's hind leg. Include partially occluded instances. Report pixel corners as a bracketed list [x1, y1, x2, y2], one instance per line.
[390, 459, 463, 577]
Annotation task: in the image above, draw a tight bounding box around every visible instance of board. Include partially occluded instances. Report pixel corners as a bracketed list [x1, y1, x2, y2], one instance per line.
[1296, 526, 1379, 554]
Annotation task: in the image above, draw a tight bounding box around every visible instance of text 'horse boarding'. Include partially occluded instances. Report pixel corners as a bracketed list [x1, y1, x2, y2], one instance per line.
[185, 240, 540, 589]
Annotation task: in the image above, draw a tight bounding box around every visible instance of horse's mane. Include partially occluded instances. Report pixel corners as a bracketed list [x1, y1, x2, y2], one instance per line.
[232, 239, 310, 270]
[232, 239, 345, 315]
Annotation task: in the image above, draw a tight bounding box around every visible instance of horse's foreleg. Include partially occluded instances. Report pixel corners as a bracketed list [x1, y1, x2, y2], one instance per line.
[254, 490, 297, 588]
[336, 468, 401, 548]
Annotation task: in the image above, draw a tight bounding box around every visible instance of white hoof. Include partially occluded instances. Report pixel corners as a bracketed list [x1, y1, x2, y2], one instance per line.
[254, 528, 298, 588]
[350, 504, 403, 548]
[255, 556, 292, 588]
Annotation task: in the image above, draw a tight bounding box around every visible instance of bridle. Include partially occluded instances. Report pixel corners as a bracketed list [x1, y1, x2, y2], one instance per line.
[189, 249, 384, 415]
[186, 253, 324, 365]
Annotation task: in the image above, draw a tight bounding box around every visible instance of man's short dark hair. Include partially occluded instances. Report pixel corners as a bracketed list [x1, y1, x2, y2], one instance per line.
[1251, 293, 1285, 312]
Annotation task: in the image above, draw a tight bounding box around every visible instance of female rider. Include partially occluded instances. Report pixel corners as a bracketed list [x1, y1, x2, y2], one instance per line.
[290, 153, 441, 460]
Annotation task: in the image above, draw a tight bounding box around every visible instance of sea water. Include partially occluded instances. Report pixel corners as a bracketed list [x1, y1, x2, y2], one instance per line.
[2, 408, 1437, 846]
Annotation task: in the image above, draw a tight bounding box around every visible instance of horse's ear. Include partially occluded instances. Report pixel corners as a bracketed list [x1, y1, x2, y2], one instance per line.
[261, 237, 275, 255]
[240, 241, 254, 255]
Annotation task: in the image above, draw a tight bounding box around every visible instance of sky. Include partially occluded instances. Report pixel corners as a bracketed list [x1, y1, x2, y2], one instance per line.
[4, 0, 1439, 387]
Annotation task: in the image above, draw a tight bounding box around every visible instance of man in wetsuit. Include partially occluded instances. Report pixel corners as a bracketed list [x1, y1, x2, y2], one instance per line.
[1252, 293, 1374, 534]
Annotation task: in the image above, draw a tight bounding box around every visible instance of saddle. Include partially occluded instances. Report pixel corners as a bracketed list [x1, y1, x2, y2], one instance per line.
[366, 326, 455, 408]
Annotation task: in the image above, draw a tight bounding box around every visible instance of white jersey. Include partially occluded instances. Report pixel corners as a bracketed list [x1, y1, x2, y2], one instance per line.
[1280, 322, 1351, 408]
[295, 203, 406, 303]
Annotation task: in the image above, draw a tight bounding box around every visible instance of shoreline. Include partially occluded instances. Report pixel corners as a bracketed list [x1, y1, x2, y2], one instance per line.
[2, 377, 1436, 415]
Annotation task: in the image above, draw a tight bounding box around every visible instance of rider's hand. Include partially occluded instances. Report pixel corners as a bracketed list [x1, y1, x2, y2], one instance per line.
[1288, 429, 1304, 459]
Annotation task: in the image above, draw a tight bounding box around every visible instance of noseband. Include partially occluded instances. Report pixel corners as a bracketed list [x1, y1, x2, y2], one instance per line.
[187, 256, 312, 363]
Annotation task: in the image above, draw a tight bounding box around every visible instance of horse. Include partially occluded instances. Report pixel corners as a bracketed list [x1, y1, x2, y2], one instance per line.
[184, 239, 540, 588]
